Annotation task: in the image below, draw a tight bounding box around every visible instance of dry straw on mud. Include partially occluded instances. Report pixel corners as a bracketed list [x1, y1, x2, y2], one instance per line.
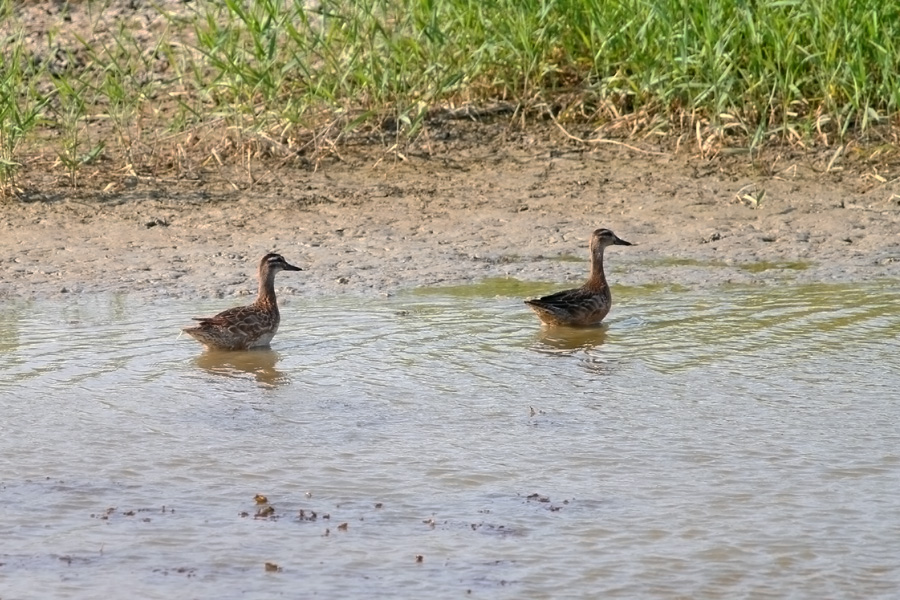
[2, 0, 900, 192]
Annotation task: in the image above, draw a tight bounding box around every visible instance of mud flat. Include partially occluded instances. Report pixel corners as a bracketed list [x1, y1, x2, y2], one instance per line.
[2, 138, 899, 301]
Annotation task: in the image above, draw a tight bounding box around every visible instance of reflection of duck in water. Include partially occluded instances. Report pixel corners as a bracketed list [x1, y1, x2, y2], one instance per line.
[183, 253, 302, 350]
[195, 349, 287, 387]
[525, 229, 631, 327]
[536, 326, 608, 352]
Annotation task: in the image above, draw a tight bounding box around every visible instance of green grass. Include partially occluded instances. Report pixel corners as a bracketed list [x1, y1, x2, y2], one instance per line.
[0, 29, 47, 190]
[2, 0, 900, 188]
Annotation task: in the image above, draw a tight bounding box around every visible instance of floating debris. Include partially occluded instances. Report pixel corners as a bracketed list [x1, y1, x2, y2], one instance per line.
[153, 567, 196, 577]
[415, 555, 424, 563]
[297, 509, 318, 522]
[254, 494, 268, 504]
[91, 506, 165, 520]
[264, 562, 281, 572]
[524, 493, 572, 512]
[468, 523, 521, 537]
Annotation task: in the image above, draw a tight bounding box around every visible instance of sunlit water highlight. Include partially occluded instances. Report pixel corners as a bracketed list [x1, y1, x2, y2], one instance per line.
[2, 281, 899, 598]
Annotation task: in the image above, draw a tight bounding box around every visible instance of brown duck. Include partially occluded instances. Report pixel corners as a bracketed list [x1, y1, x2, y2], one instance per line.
[182, 253, 302, 350]
[525, 228, 631, 326]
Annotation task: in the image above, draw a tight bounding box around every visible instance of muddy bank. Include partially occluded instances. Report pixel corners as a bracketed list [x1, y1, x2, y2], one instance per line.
[2, 142, 899, 302]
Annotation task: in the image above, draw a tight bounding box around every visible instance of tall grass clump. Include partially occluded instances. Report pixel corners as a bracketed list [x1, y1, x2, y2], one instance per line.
[185, 0, 900, 148]
[81, 21, 168, 171]
[186, 0, 588, 139]
[0, 38, 47, 190]
[573, 0, 900, 143]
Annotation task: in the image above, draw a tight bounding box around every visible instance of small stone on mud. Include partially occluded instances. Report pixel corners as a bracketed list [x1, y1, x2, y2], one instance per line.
[144, 217, 168, 228]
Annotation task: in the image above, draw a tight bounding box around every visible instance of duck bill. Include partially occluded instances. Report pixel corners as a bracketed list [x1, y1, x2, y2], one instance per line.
[614, 236, 632, 246]
[283, 263, 303, 271]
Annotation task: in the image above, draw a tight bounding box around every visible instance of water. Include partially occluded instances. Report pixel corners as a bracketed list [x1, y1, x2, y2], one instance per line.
[2, 281, 900, 599]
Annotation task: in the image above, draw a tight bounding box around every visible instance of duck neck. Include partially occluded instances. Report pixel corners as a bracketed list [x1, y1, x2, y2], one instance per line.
[585, 246, 608, 292]
[256, 267, 278, 308]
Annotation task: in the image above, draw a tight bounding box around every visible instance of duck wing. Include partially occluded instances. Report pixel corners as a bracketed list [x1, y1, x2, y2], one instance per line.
[526, 287, 595, 310]
[191, 304, 256, 328]
[525, 287, 611, 326]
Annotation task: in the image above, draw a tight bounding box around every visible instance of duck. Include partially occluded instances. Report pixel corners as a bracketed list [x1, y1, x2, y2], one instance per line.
[525, 228, 631, 327]
[182, 253, 302, 350]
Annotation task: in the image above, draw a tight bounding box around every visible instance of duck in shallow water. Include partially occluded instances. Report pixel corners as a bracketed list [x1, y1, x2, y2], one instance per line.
[525, 228, 632, 327]
[182, 253, 302, 350]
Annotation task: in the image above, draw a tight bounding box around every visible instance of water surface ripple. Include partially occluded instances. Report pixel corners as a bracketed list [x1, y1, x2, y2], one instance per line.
[1, 282, 899, 598]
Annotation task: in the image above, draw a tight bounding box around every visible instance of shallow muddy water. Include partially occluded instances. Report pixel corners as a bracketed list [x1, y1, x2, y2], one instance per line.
[2, 281, 900, 599]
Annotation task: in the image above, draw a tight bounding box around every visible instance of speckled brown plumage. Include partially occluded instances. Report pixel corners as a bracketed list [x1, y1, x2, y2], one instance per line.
[183, 253, 302, 350]
[525, 228, 631, 327]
